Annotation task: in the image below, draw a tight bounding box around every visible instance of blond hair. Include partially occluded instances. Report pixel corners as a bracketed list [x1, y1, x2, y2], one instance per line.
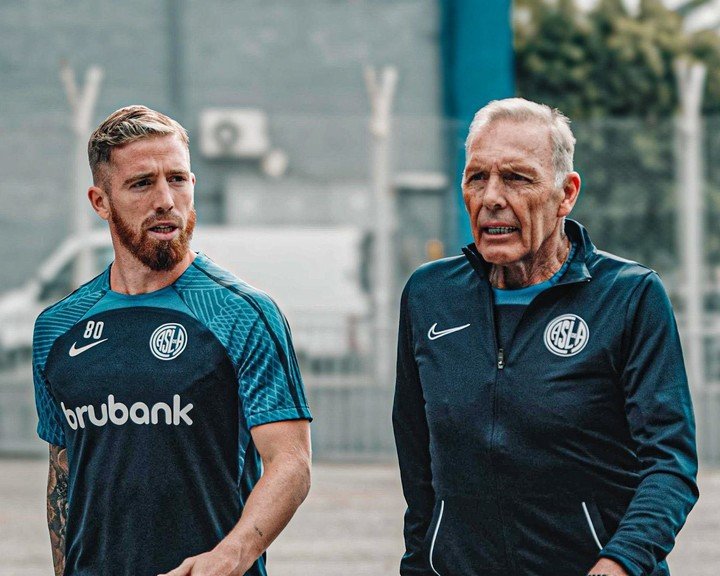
[88, 105, 189, 187]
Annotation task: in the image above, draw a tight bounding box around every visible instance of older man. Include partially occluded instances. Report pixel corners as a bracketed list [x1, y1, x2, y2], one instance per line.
[33, 105, 312, 576]
[393, 98, 698, 576]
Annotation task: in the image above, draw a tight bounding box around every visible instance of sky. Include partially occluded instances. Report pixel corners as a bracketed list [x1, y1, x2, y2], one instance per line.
[575, 0, 720, 31]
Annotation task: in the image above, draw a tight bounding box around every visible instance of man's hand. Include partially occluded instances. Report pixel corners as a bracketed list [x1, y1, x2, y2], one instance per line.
[158, 543, 242, 576]
[587, 557, 629, 576]
[159, 419, 310, 576]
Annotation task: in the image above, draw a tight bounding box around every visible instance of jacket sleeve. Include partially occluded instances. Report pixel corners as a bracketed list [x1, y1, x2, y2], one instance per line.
[599, 272, 699, 576]
[392, 283, 435, 575]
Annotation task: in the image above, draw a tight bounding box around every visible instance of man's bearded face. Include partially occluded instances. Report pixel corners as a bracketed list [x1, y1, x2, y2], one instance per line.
[109, 199, 196, 271]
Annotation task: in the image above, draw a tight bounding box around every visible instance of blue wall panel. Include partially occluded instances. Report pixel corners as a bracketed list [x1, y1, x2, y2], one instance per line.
[441, 0, 515, 245]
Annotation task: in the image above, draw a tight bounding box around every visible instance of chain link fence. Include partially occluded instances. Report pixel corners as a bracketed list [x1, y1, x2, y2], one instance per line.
[1, 114, 720, 462]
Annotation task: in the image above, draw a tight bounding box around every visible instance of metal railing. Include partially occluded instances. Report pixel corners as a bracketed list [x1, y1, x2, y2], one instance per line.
[3, 113, 720, 463]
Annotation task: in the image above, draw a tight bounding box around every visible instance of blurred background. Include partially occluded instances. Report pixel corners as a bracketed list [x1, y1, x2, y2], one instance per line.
[1, 0, 719, 574]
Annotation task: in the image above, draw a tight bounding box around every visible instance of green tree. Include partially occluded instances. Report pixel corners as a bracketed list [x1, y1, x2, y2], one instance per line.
[514, 0, 719, 117]
[592, 0, 685, 117]
[515, 0, 594, 118]
[513, 0, 720, 273]
[690, 28, 720, 114]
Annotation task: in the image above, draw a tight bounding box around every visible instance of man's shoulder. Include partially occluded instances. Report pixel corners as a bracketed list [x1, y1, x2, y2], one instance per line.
[406, 254, 471, 288]
[180, 253, 284, 322]
[570, 220, 657, 286]
[402, 253, 476, 309]
[590, 248, 657, 287]
[35, 271, 108, 328]
[34, 272, 108, 360]
[181, 254, 293, 367]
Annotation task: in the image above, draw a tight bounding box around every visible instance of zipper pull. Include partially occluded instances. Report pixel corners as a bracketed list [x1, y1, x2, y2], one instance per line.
[497, 348, 505, 370]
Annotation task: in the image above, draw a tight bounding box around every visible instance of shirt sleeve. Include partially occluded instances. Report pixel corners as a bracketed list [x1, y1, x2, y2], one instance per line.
[599, 272, 699, 576]
[32, 321, 66, 446]
[392, 282, 435, 575]
[237, 302, 312, 429]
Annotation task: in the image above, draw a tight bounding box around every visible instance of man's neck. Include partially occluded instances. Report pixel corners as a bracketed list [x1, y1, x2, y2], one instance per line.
[109, 249, 195, 295]
[489, 236, 571, 289]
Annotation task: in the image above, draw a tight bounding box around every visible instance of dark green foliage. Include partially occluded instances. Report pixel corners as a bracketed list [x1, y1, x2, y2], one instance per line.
[515, 0, 596, 118]
[515, 0, 720, 117]
[514, 0, 720, 275]
[690, 29, 720, 114]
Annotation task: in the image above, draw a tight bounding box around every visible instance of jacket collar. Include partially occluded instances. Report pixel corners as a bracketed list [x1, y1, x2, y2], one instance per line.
[461, 218, 593, 285]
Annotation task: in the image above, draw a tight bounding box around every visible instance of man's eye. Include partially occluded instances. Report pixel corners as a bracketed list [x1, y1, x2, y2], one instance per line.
[169, 175, 187, 183]
[468, 173, 488, 183]
[131, 179, 151, 188]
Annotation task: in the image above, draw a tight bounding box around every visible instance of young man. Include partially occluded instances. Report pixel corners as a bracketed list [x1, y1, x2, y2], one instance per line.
[393, 98, 698, 576]
[33, 105, 312, 576]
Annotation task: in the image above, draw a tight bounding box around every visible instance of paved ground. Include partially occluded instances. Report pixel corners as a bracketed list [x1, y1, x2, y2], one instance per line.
[1, 459, 718, 575]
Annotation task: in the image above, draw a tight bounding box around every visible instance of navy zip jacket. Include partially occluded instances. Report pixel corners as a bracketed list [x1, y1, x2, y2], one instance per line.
[393, 220, 698, 576]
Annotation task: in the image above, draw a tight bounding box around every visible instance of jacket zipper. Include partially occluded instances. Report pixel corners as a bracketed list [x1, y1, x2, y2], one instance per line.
[429, 499, 445, 576]
[462, 243, 592, 573]
[485, 286, 516, 571]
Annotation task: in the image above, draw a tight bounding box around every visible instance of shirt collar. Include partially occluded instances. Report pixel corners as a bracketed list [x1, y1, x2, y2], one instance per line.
[462, 218, 593, 286]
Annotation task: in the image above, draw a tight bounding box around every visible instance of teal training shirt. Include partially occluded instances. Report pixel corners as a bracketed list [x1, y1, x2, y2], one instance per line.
[33, 253, 312, 576]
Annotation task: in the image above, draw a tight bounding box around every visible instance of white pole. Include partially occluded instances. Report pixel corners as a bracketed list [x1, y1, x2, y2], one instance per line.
[674, 58, 707, 397]
[364, 65, 398, 388]
[60, 63, 104, 288]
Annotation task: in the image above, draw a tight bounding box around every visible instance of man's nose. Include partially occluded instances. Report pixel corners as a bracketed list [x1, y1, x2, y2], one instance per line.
[483, 174, 507, 210]
[152, 179, 174, 212]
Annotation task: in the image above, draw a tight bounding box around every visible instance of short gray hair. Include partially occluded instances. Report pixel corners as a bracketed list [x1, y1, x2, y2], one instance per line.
[465, 98, 576, 188]
[88, 105, 189, 187]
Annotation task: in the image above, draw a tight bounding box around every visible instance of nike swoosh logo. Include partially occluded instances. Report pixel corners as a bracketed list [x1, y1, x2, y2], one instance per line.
[427, 323, 471, 340]
[68, 338, 109, 357]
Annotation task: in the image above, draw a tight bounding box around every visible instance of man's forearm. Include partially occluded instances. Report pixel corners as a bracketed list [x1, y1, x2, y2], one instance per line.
[216, 450, 311, 571]
[598, 472, 697, 576]
[47, 444, 69, 576]
[158, 420, 311, 576]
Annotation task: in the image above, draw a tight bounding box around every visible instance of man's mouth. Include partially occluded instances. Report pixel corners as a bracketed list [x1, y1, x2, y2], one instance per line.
[146, 223, 181, 238]
[484, 226, 519, 235]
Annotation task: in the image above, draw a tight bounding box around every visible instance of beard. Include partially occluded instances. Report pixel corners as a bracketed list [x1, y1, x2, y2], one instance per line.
[109, 203, 196, 272]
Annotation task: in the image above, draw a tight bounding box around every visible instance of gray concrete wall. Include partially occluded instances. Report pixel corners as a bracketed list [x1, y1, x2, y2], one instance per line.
[0, 0, 443, 292]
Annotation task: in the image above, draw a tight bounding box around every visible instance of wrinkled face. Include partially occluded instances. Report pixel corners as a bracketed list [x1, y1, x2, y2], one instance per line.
[101, 135, 196, 271]
[462, 119, 573, 267]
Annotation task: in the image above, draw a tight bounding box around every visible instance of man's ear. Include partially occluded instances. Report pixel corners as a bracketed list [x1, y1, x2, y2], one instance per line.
[557, 172, 581, 218]
[88, 185, 111, 221]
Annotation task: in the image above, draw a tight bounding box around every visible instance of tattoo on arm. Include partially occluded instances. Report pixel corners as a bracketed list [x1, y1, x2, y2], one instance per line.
[47, 444, 69, 576]
[254, 525, 264, 539]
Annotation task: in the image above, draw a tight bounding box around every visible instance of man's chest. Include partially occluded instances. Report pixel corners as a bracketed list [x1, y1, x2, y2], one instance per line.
[410, 285, 627, 436]
[45, 307, 237, 436]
